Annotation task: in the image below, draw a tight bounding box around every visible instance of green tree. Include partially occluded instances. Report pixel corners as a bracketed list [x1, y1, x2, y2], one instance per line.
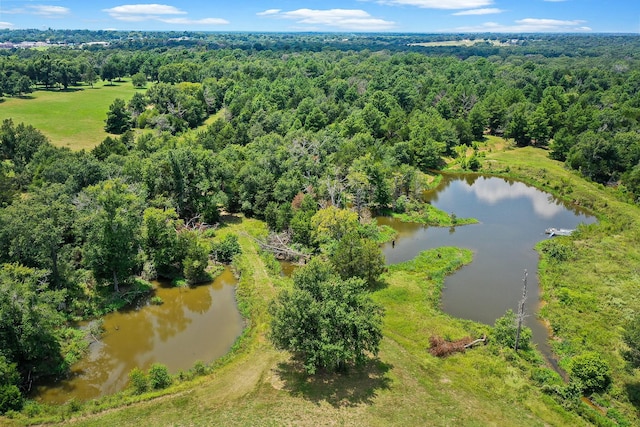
[0, 264, 66, 387]
[0, 355, 23, 413]
[328, 232, 385, 288]
[148, 363, 172, 390]
[505, 103, 530, 146]
[528, 105, 552, 146]
[483, 93, 506, 135]
[142, 207, 183, 279]
[567, 131, 621, 184]
[468, 104, 486, 141]
[92, 136, 128, 160]
[131, 72, 147, 88]
[269, 259, 384, 374]
[0, 160, 15, 208]
[290, 194, 318, 247]
[0, 184, 75, 288]
[549, 128, 576, 161]
[105, 98, 132, 134]
[128, 367, 148, 394]
[407, 109, 454, 170]
[310, 206, 359, 245]
[145, 147, 223, 223]
[212, 234, 241, 263]
[622, 314, 640, 369]
[82, 179, 142, 292]
[492, 309, 532, 351]
[180, 231, 210, 284]
[0, 118, 50, 175]
[81, 62, 98, 88]
[568, 352, 612, 394]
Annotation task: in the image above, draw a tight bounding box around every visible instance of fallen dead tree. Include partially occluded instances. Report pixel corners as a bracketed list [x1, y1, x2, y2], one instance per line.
[428, 334, 487, 357]
[245, 231, 311, 262]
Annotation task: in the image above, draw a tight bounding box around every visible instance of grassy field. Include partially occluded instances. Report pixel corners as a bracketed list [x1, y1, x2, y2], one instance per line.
[0, 81, 139, 150]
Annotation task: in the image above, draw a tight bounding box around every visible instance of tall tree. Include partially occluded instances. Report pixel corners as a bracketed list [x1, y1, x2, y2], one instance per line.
[269, 259, 384, 374]
[328, 232, 386, 288]
[505, 103, 531, 146]
[82, 179, 142, 292]
[0, 184, 75, 288]
[105, 98, 132, 134]
[0, 264, 66, 386]
[142, 207, 183, 279]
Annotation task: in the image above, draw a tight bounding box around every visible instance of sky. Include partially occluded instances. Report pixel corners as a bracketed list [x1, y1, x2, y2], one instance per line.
[0, 1, 638, 33]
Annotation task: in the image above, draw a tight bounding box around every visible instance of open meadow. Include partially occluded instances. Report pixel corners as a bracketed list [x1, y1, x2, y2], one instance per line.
[0, 81, 139, 150]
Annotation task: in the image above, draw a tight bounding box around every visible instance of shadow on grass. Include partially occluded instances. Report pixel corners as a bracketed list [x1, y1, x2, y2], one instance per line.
[369, 278, 390, 292]
[625, 381, 640, 408]
[274, 358, 393, 408]
[217, 214, 243, 229]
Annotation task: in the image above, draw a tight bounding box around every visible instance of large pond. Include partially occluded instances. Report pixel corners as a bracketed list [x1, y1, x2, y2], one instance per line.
[34, 267, 244, 404]
[379, 174, 596, 360]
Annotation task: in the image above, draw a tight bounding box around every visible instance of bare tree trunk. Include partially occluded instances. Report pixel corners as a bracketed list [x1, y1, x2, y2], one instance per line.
[515, 270, 528, 352]
[113, 270, 120, 293]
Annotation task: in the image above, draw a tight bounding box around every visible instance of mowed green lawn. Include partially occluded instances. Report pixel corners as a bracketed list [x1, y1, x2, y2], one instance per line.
[0, 81, 140, 150]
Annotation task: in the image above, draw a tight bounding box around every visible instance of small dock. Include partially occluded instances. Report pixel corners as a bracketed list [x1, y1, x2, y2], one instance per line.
[545, 227, 574, 237]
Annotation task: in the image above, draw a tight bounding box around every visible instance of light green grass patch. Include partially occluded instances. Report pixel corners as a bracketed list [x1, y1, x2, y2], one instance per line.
[0, 80, 139, 150]
[391, 203, 478, 227]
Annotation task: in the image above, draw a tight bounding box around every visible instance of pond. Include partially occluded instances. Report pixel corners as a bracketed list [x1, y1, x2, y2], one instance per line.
[379, 174, 596, 361]
[33, 267, 244, 404]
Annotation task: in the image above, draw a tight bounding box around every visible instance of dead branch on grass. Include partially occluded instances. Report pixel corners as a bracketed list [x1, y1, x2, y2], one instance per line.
[429, 334, 487, 358]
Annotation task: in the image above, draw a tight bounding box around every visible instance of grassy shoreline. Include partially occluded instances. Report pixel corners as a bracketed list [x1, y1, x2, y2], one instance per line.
[477, 141, 640, 423]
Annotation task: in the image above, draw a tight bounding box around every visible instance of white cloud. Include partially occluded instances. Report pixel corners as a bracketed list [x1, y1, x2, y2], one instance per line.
[379, 0, 493, 9]
[462, 179, 565, 218]
[28, 5, 71, 17]
[102, 3, 227, 26]
[0, 21, 14, 29]
[1, 5, 69, 17]
[103, 4, 187, 18]
[453, 8, 503, 16]
[455, 18, 591, 32]
[261, 9, 396, 31]
[257, 9, 281, 16]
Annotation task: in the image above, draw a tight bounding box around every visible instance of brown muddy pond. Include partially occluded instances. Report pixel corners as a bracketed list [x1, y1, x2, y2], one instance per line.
[379, 174, 596, 360]
[33, 267, 244, 404]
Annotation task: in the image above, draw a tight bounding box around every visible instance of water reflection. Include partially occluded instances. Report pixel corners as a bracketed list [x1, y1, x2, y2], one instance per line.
[458, 178, 565, 218]
[382, 174, 596, 361]
[34, 268, 244, 404]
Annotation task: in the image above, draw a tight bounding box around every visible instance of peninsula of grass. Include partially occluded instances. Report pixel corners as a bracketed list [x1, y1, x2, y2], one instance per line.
[388, 202, 478, 227]
[0, 80, 139, 150]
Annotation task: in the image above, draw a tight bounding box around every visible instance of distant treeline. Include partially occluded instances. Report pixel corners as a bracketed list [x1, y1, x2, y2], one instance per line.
[1, 29, 640, 58]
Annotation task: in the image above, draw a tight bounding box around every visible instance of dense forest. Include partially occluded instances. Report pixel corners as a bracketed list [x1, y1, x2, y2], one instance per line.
[1, 31, 640, 424]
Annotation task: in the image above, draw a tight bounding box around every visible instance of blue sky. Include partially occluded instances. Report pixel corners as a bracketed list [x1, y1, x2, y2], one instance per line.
[0, 1, 638, 33]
